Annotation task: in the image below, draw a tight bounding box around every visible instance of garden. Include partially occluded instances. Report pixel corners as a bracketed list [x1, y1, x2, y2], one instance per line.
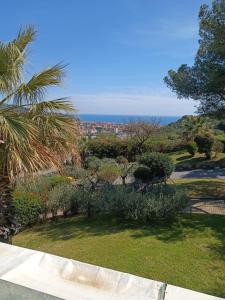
[11, 149, 225, 297]
[2, 2, 225, 297]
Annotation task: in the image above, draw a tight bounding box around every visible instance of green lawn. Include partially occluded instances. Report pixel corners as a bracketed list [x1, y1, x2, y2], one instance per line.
[169, 151, 225, 170]
[170, 178, 225, 198]
[13, 214, 225, 297]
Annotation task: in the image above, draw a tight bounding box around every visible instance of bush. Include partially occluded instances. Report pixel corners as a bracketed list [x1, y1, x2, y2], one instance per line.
[85, 156, 102, 171]
[212, 140, 224, 156]
[186, 142, 197, 157]
[16, 175, 71, 194]
[48, 183, 77, 217]
[87, 135, 129, 158]
[97, 164, 120, 184]
[133, 166, 154, 183]
[100, 185, 189, 222]
[63, 166, 87, 180]
[13, 192, 44, 228]
[137, 152, 174, 181]
[71, 187, 101, 217]
[194, 135, 214, 159]
[47, 175, 71, 188]
[116, 156, 128, 165]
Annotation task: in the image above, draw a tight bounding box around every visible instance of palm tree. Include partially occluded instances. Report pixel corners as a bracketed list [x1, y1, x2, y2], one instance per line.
[0, 26, 79, 243]
[182, 116, 213, 142]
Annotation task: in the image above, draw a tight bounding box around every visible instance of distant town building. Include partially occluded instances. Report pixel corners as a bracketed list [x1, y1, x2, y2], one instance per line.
[80, 121, 126, 138]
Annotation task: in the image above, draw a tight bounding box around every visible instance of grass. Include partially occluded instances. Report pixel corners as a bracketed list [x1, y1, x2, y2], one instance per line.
[13, 214, 225, 297]
[169, 151, 225, 170]
[170, 178, 225, 198]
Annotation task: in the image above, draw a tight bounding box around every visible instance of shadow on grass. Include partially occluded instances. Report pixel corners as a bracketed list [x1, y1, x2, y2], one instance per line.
[172, 180, 225, 198]
[176, 154, 192, 162]
[30, 214, 225, 259]
[176, 156, 206, 167]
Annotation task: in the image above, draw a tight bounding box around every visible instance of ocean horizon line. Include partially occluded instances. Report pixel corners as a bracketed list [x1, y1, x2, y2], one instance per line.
[78, 114, 181, 125]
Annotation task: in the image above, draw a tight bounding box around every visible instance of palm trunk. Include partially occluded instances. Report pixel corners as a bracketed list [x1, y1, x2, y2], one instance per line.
[0, 174, 17, 244]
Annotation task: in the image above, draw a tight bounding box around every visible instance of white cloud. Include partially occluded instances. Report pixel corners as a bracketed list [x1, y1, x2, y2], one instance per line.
[71, 91, 197, 116]
[118, 21, 198, 50]
[135, 23, 198, 40]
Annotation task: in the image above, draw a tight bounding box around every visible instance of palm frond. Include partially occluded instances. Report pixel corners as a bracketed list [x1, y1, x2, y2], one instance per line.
[0, 26, 80, 180]
[0, 43, 24, 93]
[13, 25, 36, 52]
[28, 98, 76, 113]
[14, 64, 66, 104]
[0, 112, 36, 145]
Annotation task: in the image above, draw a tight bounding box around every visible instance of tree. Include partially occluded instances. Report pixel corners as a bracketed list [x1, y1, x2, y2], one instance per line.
[194, 135, 215, 159]
[116, 156, 137, 185]
[181, 116, 213, 141]
[0, 26, 79, 243]
[125, 121, 160, 155]
[164, 0, 225, 115]
[87, 134, 128, 158]
[186, 142, 198, 157]
[136, 152, 174, 182]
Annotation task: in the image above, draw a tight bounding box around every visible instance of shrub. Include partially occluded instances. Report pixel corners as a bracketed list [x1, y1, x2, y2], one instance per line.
[48, 183, 77, 217]
[212, 140, 224, 156]
[194, 135, 214, 159]
[85, 156, 101, 171]
[47, 175, 71, 188]
[63, 166, 87, 180]
[116, 156, 128, 165]
[71, 187, 101, 217]
[13, 192, 44, 228]
[186, 142, 197, 157]
[138, 185, 189, 220]
[100, 185, 189, 222]
[16, 175, 71, 194]
[97, 164, 120, 184]
[133, 166, 153, 183]
[137, 152, 174, 181]
[87, 135, 129, 158]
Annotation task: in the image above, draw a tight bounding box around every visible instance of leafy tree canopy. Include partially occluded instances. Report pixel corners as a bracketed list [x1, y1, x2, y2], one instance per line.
[164, 0, 225, 115]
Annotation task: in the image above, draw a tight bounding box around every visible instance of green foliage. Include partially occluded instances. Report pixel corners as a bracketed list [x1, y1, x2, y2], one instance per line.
[46, 175, 71, 187]
[212, 139, 224, 155]
[137, 152, 174, 181]
[71, 187, 101, 217]
[87, 134, 128, 158]
[13, 192, 43, 227]
[101, 185, 188, 222]
[48, 183, 77, 216]
[16, 175, 70, 193]
[181, 116, 213, 141]
[116, 156, 128, 164]
[63, 166, 88, 179]
[217, 121, 225, 132]
[186, 142, 198, 157]
[164, 0, 225, 114]
[133, 166, 153, 183]
[15, 175, 74, 221]
[194, 135, 215, 159]
[97, 164, 120, 184]
[85, 156, 102, 171]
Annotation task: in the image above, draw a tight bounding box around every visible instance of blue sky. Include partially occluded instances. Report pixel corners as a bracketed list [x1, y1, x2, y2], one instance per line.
[2, 0, 211, 116]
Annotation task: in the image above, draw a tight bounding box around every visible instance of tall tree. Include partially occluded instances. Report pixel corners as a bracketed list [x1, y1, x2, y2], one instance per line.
[0, 26, 79, 243]
[164, 0, 225, 115]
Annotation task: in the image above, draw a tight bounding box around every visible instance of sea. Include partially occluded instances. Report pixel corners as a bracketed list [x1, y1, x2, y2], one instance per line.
[78, 114, 180, 126]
